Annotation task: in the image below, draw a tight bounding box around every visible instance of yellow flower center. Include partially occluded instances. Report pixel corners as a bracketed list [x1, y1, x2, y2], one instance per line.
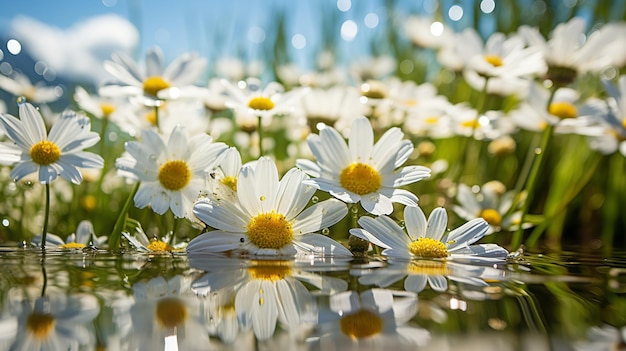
[621, 118, 626, 130]
[145, 110, 157, 125]
[248, 260, 292, 281]
[424, 116, 439, 124]
[248, 97, 275, 111]
[158, 160, 191, 191]
[407, 260, 449, 275]
[479, 208, 502, 226]
[340, 309, 383, 339]
[147, 240, 173, 252]
[247, 212, 293, 249]
[484, 55, 503, 67]
[548, 102, 577, 120]
[81, 195, 97, 211]
[143, 76, 170, 97]
[460, 119, 480, 129]
[99, 103, 115, 117]
[156, 297, 187, 328]
[408, 238, 449, 258]
[220, 176, 238, 192]
[30, 140, 61, 166]
[27, 313, 55, 339]
[59, 242, 87, 249]
[339, 163, 381, 195]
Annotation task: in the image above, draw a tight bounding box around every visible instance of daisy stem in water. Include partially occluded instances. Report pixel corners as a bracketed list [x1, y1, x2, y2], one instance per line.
[257, 115, 264, 156]
[108, 182, 140, 249]
[41, 183, 50, 251]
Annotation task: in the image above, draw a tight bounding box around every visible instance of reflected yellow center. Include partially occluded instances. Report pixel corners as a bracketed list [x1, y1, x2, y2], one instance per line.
[408, 238, 449, 258]
[158, 160, 191, 191]
[247, 212, 293, 249]
[248, 260, 292, 281]
[548, 102, 577, 120]
[30, 140, 61, 165]
[248, 97, 275, 111]
[480, 208, 502, 226]
[340, 163, 381, 195]
[27, 313, 55, 339]
[484, 55, 503, 67]
[340, 309, 383, 339]
[407, 260, 449, 275]
[59, 242, 87, 249]
[220, 176, 238, 192]
[99, 103, 115, 117]
[147, 240, 173, 252]
[156, 297, 187, 328]
[143, 76, 170, 97]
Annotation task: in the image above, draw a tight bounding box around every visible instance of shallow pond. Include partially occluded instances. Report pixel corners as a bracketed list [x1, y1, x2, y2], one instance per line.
[1, 246, 625, 351]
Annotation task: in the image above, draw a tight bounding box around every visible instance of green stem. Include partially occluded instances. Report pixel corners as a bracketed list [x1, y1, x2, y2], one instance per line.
[40, 255, 47, 297]
[257, 115, 264, 156]
[169, 216, 181, 245]
[514, 132, 542, 194]
[525, 153, 601, 248]
[108, 182, 140, 249]
[510, 124, 553, 250]
[601, 153, 624, 256]
[41, 183, 50, 251]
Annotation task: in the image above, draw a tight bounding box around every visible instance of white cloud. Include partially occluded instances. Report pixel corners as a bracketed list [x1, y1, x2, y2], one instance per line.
[10, 14, 139, 84]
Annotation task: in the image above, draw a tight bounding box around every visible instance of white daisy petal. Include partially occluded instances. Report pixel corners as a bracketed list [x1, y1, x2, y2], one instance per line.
[186, 231, 245, 254]
[276, 168, 312, 219]
[19, 102, 47, 145]
[425, 207, 448, 240]
[38, 165, 58, 183]
[404, 205, 427, 240]
[386, 188, 419, 207]
[361, 192, 393, 216]
[349, 116, 373, 162]
[292, 199, 347, 236]
[9, 161, 38, 182]
[447, 218, 490, 251]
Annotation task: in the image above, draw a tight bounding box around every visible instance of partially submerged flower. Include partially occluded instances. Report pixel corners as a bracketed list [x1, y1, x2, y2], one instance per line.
[350, 205, 509, 262]
[188, 156, 350, 257]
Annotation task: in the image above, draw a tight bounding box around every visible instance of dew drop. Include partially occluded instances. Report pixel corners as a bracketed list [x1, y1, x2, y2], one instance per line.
[398, 220, 405, 229]
[16, 96, 26, 105]
[350, 206, 359, 214]
[322, 228, 330, 235]
[311, 196, 319, 203]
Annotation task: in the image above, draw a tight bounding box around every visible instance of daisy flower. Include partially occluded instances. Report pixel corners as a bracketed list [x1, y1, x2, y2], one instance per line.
[453, 182, 523, 234]
[187, 156, 351, 256]
[519, 17, 623, 86]
[310, 288, 430, 350]
[100, 46, 207, 105]
[31, 220, 107, 249]
[190, 256, 349, 341]
[0, 71, 62, 103]
[586, 76, 626, 156]
[205, 146, 242, 202]
[296, 116, 431, 216]
[10, 293, 100, 351]
[405, 16, 454, 50]
[349, 205, 509, 262]
[459, 29, 546, 96]
[0, 102, 103, 184]
[131, 275, 209, 351]
[115, 124, 227, 218]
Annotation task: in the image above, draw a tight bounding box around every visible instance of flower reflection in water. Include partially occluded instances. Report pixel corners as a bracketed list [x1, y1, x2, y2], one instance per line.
[309, 288, 430, 351]
[357, 259, 501, 293]
[131, 275, 209, 351]
[190, 255, 349, 342]
[10, 291, 100, 350]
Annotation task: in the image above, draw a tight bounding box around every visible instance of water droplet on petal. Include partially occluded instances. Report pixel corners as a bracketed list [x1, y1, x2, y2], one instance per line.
[311, 196, 319, 203]
[322, 228, 330, 235]
[16, 96, 26, 105]
[350, 206, 359, 214]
